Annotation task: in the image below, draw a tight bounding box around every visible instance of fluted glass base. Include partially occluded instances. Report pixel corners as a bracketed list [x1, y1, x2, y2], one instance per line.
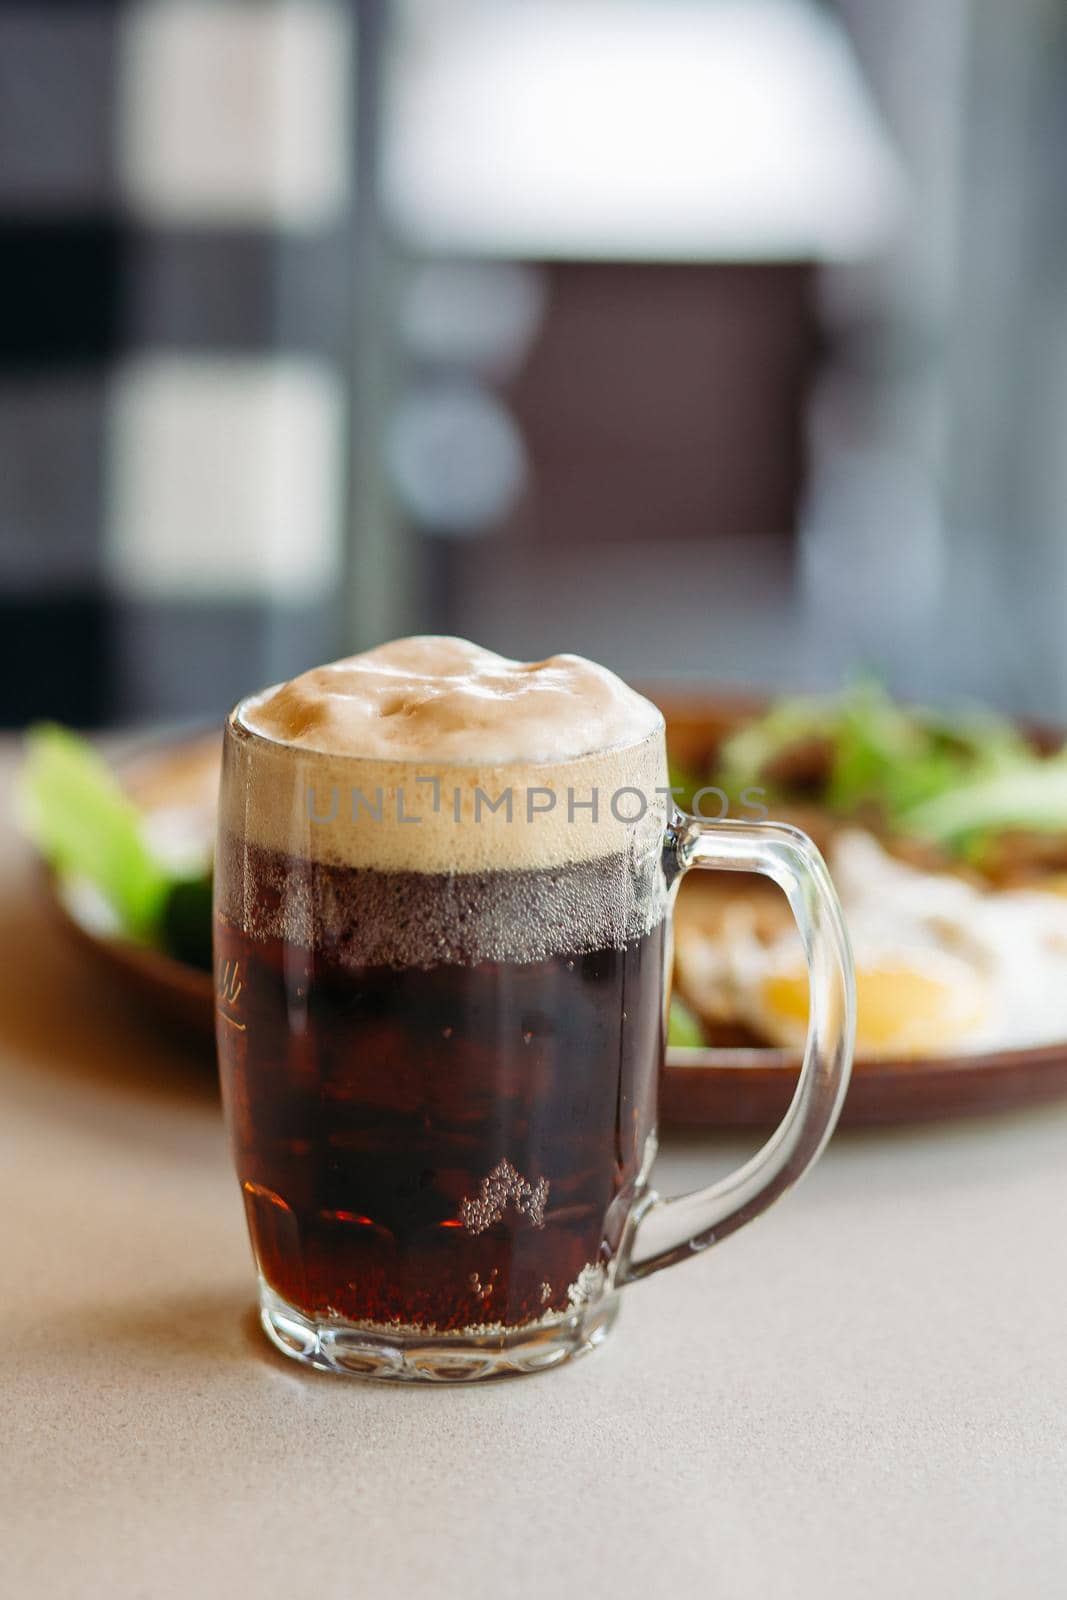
[258, 1279, 620, 1382]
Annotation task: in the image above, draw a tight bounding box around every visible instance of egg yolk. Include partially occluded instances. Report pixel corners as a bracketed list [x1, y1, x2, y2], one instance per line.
[761, 962, 990, 1057]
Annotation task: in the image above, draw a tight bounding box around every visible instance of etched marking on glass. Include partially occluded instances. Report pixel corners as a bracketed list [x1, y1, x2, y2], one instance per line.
[216, 958, 247, 1031]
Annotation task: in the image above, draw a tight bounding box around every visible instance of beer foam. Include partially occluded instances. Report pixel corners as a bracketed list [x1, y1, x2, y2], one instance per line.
[225, 637, 668, 875]
[239, 636, 661, 765]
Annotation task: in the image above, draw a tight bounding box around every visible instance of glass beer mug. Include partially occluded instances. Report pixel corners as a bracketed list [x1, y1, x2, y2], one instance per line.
[215, 642, 854, 1381]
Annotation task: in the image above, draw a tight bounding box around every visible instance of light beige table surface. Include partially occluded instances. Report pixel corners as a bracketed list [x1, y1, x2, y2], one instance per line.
[2, 753, 1066, 1600]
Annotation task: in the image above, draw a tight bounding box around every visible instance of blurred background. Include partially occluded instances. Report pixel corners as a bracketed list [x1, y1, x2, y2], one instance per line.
[1, 0, 1065, 728]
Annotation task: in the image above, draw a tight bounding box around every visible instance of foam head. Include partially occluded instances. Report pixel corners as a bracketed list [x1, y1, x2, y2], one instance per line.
[238, 636, 662, 765]
[224, 637, 668, 873]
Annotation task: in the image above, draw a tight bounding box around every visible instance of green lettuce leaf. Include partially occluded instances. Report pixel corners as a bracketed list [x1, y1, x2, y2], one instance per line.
[15, 724, 173, 939]
[667, 996, 705, 1048]
[897, 756, 1067, 847]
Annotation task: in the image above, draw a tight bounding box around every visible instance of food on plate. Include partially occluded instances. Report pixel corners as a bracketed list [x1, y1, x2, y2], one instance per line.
[665, 679, 1067, 1054]
[674, 830, 1067, 1057]
[694, 677, 1067, 883]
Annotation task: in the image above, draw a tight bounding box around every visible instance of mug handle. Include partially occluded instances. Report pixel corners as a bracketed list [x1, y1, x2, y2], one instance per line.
[620, 815, 855, 1283]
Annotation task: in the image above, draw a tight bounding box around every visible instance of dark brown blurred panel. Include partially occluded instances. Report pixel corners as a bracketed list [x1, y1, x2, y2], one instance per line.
[503, 261, 817, 546]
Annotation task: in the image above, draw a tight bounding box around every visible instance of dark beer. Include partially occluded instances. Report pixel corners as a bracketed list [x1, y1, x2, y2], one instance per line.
[215, 839, 666, 1334]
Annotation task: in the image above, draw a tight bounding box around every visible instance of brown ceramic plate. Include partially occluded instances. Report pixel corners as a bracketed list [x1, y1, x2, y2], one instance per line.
[52, 892, 215, 1043]
[46, 708, 1067, 1124]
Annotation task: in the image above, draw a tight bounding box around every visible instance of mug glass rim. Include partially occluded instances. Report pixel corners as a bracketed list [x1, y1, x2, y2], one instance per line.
[226, 689, 667, 774]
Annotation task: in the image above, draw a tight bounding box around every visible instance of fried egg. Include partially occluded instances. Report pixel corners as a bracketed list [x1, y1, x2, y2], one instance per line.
[725, 830, 1067, 1057]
